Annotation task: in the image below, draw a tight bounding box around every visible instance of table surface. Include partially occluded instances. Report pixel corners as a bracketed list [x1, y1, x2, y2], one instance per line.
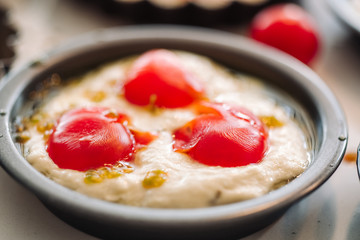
[0, 0, 359, 239]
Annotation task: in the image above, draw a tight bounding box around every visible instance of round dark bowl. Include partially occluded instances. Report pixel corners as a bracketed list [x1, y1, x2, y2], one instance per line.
[0, 25, 347, 240]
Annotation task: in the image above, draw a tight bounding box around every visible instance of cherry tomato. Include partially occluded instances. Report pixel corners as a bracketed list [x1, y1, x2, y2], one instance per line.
[250, 4, 320, 65]
[123, 49, 205, 108]
[173, 102, 268, 167]
[47, 107, 155, 171]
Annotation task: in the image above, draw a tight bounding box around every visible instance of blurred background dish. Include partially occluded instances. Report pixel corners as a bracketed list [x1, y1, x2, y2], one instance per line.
[0, 6, 16, 80]
[85, 0, 299, 25]
[327, 0, 360, 36]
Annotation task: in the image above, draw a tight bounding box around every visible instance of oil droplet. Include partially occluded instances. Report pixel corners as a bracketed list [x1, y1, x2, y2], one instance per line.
[142, 169, 168, 189]
[84, 162, 134, 184]
[259, 115, 284, 128]
[15, 133, 30, 143]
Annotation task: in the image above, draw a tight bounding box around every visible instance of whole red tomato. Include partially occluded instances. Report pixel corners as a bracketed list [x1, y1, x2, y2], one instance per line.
[123, 49, 204, 108]
[173, 102, 268, 167]
[47, 107, 156, 171]
[250, 4, 320, 65]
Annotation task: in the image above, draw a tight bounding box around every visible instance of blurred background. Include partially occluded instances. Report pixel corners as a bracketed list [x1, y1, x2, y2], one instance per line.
[0, 0, 359, 239]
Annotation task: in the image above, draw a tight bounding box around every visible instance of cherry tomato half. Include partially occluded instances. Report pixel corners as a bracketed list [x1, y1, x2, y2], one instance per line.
[47, 107, 155, 171]
[173, 102, 268, 167]
[123, 49, 205, 108]
[250, 4, 320, 65]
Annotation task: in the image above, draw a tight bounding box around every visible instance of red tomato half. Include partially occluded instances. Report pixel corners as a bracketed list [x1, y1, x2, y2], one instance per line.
[123, 49, 205, 108]
[173, 102, 268, 167]
[250, 4, 320, 65]
[47, 107, 155, 171]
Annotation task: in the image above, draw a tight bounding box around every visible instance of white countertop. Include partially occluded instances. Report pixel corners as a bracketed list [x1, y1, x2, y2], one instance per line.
[0, 0, 359, 239]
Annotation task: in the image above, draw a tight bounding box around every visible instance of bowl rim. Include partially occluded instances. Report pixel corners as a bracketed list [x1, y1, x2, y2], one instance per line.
[0, 25, 348, 226]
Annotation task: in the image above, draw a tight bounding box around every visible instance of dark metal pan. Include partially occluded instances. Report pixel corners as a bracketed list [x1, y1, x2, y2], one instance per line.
[0, 25, 347, 240]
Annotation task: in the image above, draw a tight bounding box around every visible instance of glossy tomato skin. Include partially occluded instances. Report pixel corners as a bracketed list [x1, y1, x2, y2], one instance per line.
[173, 102, 268, 167]
[250, 4, 319, 65]
[47, 107, 135, 171]
[123, 49, 204, 108]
